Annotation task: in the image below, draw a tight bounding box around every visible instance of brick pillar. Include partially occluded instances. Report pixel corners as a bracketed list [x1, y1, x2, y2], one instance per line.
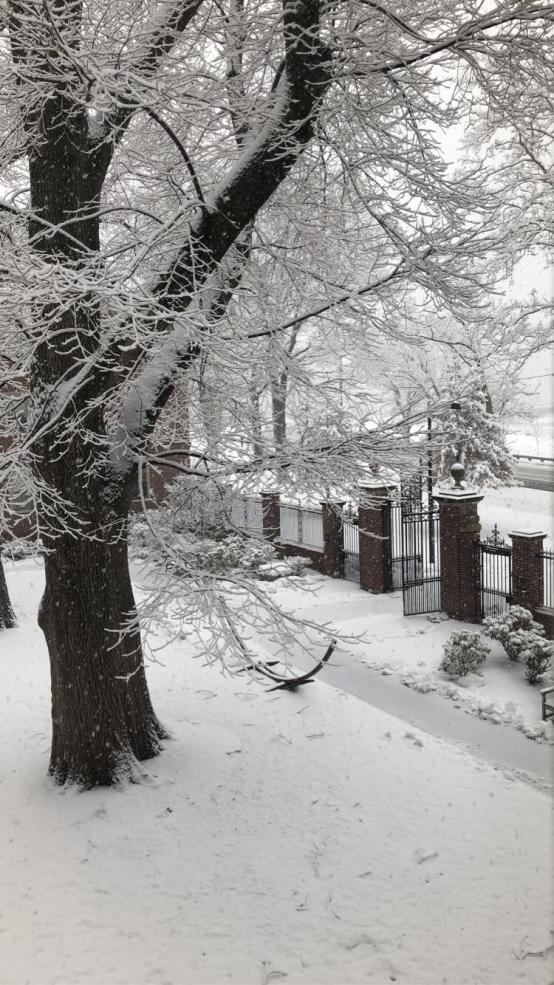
[320, 501, 345, 577]
[509, 531, 546, 611]
[147, 463, 165, 504]
[358, 484, 396, 593]
[434, 467, 483, 622]
[261, 491, 281, 542]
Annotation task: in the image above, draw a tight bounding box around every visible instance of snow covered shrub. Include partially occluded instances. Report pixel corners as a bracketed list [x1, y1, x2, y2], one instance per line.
[439, 631, 490, 678]
[257, 555, 312, 580]
[189, 534, 277, 575]
[483, 606, 545, 661]
[521, 635, 552, 685]
[163, 476, 234, 539]
[129, 516, 155, 559]
[130, 516, 277, 575]
[129, 496, 311, 581]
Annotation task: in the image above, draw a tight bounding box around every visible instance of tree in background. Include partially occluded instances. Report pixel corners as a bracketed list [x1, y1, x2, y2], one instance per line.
[435, 388, 516, 489]
[0, 0, 551, 786]
[377, 304, 552, 489]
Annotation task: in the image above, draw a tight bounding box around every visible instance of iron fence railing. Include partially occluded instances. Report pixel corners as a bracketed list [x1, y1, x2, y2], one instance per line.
[342, 518, 360, 582]
[401, 507, 441, 615]
[229, 495, 549, 625]
[279, 505, 324, 550]
[384, 502, 403, 591]
[477, 534, 512, 619]
[343, 518, 359, 555]
[538, 550, 554, 609]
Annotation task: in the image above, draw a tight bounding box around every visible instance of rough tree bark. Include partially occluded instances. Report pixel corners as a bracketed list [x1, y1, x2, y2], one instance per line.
[0, 554, 15, 630]
[39, 527, 165, 786]
[271, 376, 288, 453]
[27, 152, 167, 785]
[249, 376, 264, 460]
[270, 327, 301, 452]
[9, 0, 168, 787]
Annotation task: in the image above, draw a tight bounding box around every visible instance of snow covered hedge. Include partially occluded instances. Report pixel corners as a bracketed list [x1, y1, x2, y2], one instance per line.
[483, 606, 544, 661]
[130, 518, 309, 580]
[439, 631, 490, 678]
[521, 636, 553, 685]
[483, 606, 552, 685]
[160, 476, 235, 540]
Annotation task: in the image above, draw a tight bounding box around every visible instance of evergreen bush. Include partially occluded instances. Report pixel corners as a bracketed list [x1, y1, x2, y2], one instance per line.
[483, 605, 545, 661]
[439, 631, 490, 678]
[521, 634, 552, 685]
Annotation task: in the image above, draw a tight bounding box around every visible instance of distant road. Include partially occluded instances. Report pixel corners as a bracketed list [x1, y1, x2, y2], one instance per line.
[513, 455, 554, 491]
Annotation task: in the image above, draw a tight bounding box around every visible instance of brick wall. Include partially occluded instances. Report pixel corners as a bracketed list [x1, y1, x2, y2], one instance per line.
[434, 492, 482, 622]
[510, 532, 546, 612]
[510, 531, 553, 639]
[261, 492, 280, 542]
[276, 540, 326, 573]
[320, 501, 345, 577]
[358, 485, 396, 593]
[534, 607, 554, 640]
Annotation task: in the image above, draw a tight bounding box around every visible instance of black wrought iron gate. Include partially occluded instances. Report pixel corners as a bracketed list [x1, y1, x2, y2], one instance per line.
[476, 527, 512, 619]
[401, 506, 441, 615]
[383, 501, 403, 591]
[342, 518, 360, 582]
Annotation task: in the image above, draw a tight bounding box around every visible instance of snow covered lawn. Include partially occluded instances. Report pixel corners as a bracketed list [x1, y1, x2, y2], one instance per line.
[479, 485, 553, 544]
[1, 560, 553, 985]
[261, 576, 553, 744]
[507, 411, 554, 459]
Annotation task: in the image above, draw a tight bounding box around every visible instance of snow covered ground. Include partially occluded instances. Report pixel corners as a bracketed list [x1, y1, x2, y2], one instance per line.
[478, 485, 553, 545]
[1, 560, 553, 985]
[250, 483, 554, 745]
[507, 410, 554, 458]
[266, 576, 553, 745]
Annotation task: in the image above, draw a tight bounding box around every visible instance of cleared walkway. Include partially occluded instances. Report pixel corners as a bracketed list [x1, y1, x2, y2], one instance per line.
[293, 639, 553, 789]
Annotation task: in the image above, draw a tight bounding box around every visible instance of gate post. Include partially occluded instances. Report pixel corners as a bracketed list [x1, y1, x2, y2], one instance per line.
[433, 465, 483, 622]
[358, 483, 397, 593]
[509, 530, 546, 612]
[319, 501, 345, 577]
[261, 490, 281, 542]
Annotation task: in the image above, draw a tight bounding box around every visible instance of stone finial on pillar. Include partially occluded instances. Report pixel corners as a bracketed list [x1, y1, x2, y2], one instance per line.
[261, 490, 281, 542]
[433, 465, 483, 622]
[509, 530, 546, 611]
[358, 483, 397, 593]
[320, 501, 346, 577]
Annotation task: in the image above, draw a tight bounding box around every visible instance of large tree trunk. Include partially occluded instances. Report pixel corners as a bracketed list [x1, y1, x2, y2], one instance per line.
[13, 8, 165, 787]
[8, 0, 331, 787]
[39, 525, 166, 787]
[0, 554, 15, 629]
